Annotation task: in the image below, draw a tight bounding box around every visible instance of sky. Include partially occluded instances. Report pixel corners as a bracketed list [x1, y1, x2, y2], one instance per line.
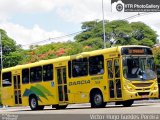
[0, 0, 160, 49]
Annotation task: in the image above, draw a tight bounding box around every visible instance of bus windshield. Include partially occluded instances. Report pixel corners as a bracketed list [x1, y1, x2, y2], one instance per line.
[123, 56, 156, 80]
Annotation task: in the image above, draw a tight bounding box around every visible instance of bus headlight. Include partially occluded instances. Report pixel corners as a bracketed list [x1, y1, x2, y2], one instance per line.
[125, 85, 134, 92]
[152, 82, 158, 90]
[127, 86, 134, 92]
[124, 80, 135, 92]
[153, 86, 158, 90]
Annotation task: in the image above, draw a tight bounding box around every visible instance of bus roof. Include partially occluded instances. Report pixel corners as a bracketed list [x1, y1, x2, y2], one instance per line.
[2, 45, 150, 72]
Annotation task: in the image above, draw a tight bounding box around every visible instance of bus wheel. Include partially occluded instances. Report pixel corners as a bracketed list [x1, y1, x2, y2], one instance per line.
[122, 100, 134, 107]
[29, 96, 39, 110]
[52, 105, 68, 109]
[90, 91, 106, 108]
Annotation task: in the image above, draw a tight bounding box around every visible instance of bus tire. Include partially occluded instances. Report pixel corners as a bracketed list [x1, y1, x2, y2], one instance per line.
[90, 91, 106, 108]
[53, 105, 68, 109]
[29, 95, 42, 110]
[122, 100, 134, 107]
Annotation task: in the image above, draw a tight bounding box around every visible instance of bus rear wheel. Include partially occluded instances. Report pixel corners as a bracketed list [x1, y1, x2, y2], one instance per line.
[90, 91, 106, 108]
[29, 96, 44, 110]
[122, 100, 134, 107]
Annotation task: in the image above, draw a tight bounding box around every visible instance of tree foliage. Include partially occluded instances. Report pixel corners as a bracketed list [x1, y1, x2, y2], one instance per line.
[0, 29, 23, 68]
[74, 20, 158, 47]
[19, 41, 95, 64]
[152, 46, 160, 66]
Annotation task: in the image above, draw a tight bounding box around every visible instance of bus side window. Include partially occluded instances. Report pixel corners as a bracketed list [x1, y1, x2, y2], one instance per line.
[22, 69, 29, 84]
[2, 72, 12, 87]
[43, 64, 53, 81]
[72, 58, 88, 77]
[68, 61, 71, 78]
[89, 55, 104, 75]
[30, 66, 42, 83]
[107, 60, 113, 79]
[114, 59, 120, 78]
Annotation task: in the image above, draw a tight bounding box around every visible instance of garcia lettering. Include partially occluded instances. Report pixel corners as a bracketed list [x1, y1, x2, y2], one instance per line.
[69, 80, 90, 86]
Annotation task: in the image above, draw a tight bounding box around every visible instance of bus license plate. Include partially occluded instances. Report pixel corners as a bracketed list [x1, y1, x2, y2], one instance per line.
[141, 95, 148, 98]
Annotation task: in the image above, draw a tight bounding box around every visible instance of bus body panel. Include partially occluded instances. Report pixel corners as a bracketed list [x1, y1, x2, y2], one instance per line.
[21, 81, 58, 106]
[67, 75, 107, 104]
[1, 86, 14, 106]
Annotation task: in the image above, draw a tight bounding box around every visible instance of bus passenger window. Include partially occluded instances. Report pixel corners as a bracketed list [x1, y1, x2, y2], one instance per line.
[68, 61, 71, 78]
[72, 58, 88, 77]
[22, 69, 29, 84]
[43, 64, 53, 81]
[30, 66, 42, 82]
[2, 72, 12, 87]
[114, 59, 120, 78]
[107, 60, 113, 79]
[89, 55, 104, 75]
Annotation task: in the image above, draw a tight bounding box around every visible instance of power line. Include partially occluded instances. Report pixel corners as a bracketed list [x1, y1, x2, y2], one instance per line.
[21, 12, 156, 47]
[122, 12, 154, 21]
[21, 31, 83, 47]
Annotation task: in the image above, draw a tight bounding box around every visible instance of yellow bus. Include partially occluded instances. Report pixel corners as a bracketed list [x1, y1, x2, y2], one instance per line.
[1, 45, 158, 110]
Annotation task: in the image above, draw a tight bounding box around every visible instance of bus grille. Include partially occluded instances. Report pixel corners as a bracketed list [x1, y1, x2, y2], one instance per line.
[136, 88, 150, 91]
[138, 92, 150, 96]
[132, 83, 153, 87]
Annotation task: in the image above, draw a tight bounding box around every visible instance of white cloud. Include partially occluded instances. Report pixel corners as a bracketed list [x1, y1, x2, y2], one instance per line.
[53, 0, 144, 23]
[0, 0, 55, 12]
[0, 22, 70, 49]
[0, 0, 159, 25]
[0, 0, 160, 49]
[0, 0, 56, 21]
[55, 0, 111, 23]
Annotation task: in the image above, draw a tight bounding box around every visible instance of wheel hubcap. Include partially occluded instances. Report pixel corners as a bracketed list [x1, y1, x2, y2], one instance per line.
[31, 98, 36, 108]
[94, 94, 102, 105]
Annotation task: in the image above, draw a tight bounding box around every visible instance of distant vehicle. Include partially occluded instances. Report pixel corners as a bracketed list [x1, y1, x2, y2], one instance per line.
[0, 45, 159, 110]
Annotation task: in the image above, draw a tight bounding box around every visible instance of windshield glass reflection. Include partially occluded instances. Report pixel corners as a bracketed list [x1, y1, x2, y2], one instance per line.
[123, 56, 156, 80]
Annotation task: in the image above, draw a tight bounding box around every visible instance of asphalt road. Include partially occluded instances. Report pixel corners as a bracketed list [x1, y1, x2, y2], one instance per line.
[0, 100, 160, 120]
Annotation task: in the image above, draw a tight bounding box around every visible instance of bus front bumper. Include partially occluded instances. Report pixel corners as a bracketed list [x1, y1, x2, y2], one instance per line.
[123, 89, 159, 101]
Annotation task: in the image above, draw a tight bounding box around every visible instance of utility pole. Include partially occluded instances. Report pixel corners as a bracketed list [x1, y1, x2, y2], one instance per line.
[102, 0, 106, 49]
[0, 32, 3, 69]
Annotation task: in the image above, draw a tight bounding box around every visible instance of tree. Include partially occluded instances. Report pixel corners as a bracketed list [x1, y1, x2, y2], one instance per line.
[74, 20, 158, 47]
[74, 20, 104, 43]
[130, 22, 157, 46]
[81, 37, 104, 49]
[152, 46, 160, 66]
[0, 29, 23, 68]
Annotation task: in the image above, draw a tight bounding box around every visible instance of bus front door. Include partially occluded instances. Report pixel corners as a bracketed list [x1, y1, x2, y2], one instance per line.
[56, 67, 68, 104]
[107, 58, 122, 100]
[13, 75, 22, 105]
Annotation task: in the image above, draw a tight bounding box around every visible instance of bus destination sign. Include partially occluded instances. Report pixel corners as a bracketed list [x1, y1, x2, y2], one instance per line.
[121, 47, 152, 55]
[128, 49, 144, 54]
